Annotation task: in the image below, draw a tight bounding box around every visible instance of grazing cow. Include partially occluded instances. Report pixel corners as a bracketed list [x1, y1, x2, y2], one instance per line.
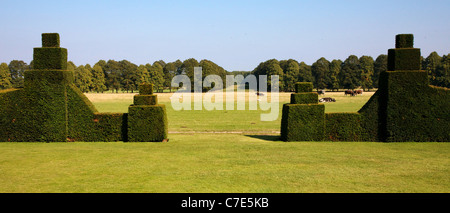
[317, 89, 325, 95]
[319, 97, 336, 102]
[355, 90, 363, 95]
[344, 90, 355, 96]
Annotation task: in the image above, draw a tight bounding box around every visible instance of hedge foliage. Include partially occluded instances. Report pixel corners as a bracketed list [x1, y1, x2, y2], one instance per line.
[295, 82, 313, 93]
[128, 105, 168, 142]
[33, 48, 68, 70]
[387, 48, 421, 71]
[134, 95, 157, 105]
[325, 113, 362, 141]
[290, 93, 318, 104]
[42, 33, 60, 47]
[280, 103, 325, 141]
[381, 71, 449, 142]
[395, 34, 414, 48]
[0, 33, 167, 142]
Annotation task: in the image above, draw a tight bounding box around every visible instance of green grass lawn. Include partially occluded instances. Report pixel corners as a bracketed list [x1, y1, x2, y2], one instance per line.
[0, 91, 448, 193]
[1, 134, 449, 193]
[91, 92, 373, 132]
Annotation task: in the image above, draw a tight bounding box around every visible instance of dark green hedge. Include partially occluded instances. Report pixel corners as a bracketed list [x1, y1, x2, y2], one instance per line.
[139, 83, 153, 95]
[382, 71, 450, 142]
[33, 48, 68, 70]
[66, 84, 126, 142]
[325, 113, 362, 141]
[280, 103, 325, 141]
[128, 105, 168, 142]
[42, 33, 60, 47]
[395, 34, 414, 48]
[295, 82, 313, 93]
[0, 70, 69, 142]
[387, 48, 421, 71]
[358, 90, 382, 142]
[134, 95, 157, 105]
[290, 93, 318, 104]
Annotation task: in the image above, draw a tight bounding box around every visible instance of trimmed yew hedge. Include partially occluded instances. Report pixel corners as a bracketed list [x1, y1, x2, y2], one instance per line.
[128, 105, 168, 142]
[280, 103, 325, 141]
[381, 71, 450, 142]
[325, 113, 362, 141]
[295, 82, 313, 93]
[290, 93, 318, 104]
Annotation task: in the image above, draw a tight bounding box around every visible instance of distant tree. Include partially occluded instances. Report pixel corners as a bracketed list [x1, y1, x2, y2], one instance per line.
[119, 60, 138, 93]
[424, 52, 442, 86]
[104, 60, 122, 93]
[359, 56, 374, 91]
[339, 55, 360, 90]
[91, 64, 107, 93]
[311, 57, 330, 90]
[298, 61, 313, 83]
[163, 61, 181, 92]
[147, 62, 165, 92]
[180, 58, 200, 90]
[74, 65, 93, 93]
[432, 54, 450, 88]
[8, 60, 28, 88]
[0, 63, 12, 89]
[328, 59, 342, 91]
[373, 54, 387, 88]
[253, 59, 284, 91]
[136, 65, 150, 85]
[280, 59, 299, 92]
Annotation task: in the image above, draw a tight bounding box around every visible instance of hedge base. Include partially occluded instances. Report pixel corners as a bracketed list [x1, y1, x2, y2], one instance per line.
[280, 103, 325, 141]
[127, 105, 168, 142]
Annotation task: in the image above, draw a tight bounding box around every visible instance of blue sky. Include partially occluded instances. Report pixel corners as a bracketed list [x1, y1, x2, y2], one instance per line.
[1, 0, 449, 71]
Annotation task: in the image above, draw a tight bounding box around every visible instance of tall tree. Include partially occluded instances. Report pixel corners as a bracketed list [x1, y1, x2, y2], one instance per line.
[147, 62, 165, 92]
[311, 57, 330, 90]
[163, 61, 181, 92]
[424, 52, 442, 85]
[432, 54, 450, 88]
[280, 59, 299, 92]
[373, 54, 387, 88]
[91, 64, 107, 93]
[180, 58, 200, 90]
[359, 55, 374, 91]
[104, 60, 122, 93]
[0, 63, 12, 89]
[119, 60, 138, 93]
[8, 60, 28, 88]
[252, 59, 284, 91]
[328, 59, 342, 91]
[74, 65, 93, 92]
[339, 55, 360, 90]
[298, 61, 313, 83]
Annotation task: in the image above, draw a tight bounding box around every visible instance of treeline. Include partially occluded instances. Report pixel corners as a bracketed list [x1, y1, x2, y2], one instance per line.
[0, 52, 448, 92]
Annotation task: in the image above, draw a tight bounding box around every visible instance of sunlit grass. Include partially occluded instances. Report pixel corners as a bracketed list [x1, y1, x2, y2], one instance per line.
[0, 134, 448, 193]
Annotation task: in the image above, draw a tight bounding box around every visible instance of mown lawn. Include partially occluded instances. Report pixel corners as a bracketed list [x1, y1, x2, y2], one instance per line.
[0, 134, 449, 193]
[88, 91, 373, 132]
[1, 91, 448, 193]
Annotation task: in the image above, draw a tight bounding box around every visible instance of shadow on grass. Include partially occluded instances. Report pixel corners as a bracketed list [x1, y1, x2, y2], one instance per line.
[244, 135, 282, 142]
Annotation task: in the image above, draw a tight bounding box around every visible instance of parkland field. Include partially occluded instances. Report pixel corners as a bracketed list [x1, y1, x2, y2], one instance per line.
[0, 91, 449, 193]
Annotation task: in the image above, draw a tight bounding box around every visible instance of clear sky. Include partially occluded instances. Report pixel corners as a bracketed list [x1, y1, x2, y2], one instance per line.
[0, 0, 449, 71]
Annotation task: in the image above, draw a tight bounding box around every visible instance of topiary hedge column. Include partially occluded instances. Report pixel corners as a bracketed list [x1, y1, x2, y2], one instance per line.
[280, 82, 325, 141]
[379, 34, 450, 142]
[127, 83, 168, 142]
[21, 33, 73, 142]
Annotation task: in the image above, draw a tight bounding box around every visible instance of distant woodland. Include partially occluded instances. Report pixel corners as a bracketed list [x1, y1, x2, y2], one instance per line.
[1, 52, 448, 92]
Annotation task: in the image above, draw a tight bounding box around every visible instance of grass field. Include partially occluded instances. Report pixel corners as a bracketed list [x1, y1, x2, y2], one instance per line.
[0, 91, 449, 193]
